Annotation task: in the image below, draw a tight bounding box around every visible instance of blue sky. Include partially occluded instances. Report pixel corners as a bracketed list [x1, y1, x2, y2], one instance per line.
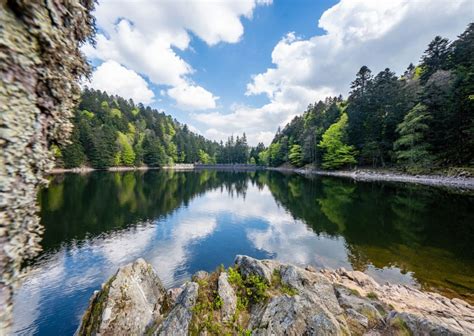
[84, 0, 473, 145]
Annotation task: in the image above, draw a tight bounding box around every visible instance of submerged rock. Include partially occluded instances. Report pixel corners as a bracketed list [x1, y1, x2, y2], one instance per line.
[78, 256, 474, 335]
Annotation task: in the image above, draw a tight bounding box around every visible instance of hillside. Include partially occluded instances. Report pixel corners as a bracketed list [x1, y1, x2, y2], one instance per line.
[57, 89, 255, 168]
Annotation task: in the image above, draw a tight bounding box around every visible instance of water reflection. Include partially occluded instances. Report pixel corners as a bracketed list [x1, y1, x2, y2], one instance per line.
[13, 170, 474, 335]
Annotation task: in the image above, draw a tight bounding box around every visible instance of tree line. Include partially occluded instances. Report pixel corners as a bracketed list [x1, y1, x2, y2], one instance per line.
[56, 88, 259, 168]
[259, 23, 473, 172]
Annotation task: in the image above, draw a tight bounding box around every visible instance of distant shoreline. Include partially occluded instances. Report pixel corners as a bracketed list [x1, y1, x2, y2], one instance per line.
[268, 167, 474, 190]
[47, 165, 474, 190]
[47, 164, 264, 174]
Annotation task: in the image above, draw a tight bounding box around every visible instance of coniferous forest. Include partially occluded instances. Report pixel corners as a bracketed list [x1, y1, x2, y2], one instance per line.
[57, 89, 255, 168]
[260, 24, 473, 172]
[59, 24, 473, 173]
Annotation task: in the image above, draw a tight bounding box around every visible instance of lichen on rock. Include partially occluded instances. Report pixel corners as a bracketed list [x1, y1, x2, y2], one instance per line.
[0, 0, 95, 330]
[78, 256, 474, 335]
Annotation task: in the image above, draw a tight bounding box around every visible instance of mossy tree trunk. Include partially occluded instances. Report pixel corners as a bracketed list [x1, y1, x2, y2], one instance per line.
[0, 0, 94, 330]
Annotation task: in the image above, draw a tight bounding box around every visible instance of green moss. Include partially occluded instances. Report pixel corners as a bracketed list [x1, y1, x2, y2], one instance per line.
[271, 269, 298, 296]
[189, 267, 228, 336]
[349, 288, 361, 297]
[78, 274, 116, 335]
[390, 316, 412, 336]
[366, 291, 378, 300]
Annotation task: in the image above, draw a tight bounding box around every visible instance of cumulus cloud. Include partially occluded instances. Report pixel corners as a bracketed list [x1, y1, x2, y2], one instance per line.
[87, 60, 155, 104]
[196, 0, 473, 145]
[167, 84, 218, 110]
[84, 0, 271, 110]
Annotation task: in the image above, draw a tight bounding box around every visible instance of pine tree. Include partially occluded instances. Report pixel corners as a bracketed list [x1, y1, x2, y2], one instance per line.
[420, 36, 451, 83]
[394, 104, 433, 172]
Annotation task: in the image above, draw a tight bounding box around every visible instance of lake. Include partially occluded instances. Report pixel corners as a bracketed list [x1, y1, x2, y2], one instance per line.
[12, 170, 474, 335]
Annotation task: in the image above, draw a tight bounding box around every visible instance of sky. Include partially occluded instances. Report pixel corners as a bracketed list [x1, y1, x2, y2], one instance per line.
[83, 0, 474, 145]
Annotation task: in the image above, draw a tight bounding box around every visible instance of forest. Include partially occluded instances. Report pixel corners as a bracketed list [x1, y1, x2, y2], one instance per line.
[57, 89, 257, 168]
[58, 24, 472, 173]
[260, 23, 473, 172]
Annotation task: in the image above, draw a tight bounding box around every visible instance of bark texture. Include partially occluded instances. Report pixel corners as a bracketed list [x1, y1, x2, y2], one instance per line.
[0, 0, 94, 330]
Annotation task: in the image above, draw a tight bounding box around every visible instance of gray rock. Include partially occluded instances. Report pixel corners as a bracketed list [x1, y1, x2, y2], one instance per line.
[77, 258, 166, 335]
[388, 311, 465, 336]
[218, 272, 237, 322]
[166, 287, 184, 307]
[156, 281, 199, 336]
[234, 255, 279, 283]
[192, 270, 209, 281]
[249, 263, 350, 335]
[335, 286, 384, 328]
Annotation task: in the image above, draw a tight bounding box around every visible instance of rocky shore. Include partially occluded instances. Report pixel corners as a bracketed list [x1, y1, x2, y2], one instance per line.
[269, 167, 474, 190]
[77, 256, 474, 335]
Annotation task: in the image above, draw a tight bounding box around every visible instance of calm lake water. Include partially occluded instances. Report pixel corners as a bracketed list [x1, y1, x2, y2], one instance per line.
[12, 170, 474, 335]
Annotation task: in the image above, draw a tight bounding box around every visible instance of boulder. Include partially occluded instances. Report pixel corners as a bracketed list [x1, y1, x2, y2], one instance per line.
[249, 263, 350, 335]
[156, 281, 199, 336]
[77, 256, 474, 336]
[192, 270, 209, 282]
[218, 272, 237, 321]
[234, 254, 279, 283]
[77, 258, 166, 335]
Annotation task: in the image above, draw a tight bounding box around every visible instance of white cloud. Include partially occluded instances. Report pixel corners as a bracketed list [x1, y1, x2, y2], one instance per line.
[167, 84, 218, 110]
[84, 0, 271, 109]
[87, 60, 155, 104]
[196, 0, 473, 145]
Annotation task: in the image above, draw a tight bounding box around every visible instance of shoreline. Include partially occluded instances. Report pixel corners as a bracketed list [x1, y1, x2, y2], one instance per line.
[269, 166, 474, 190]
[47, 165, 474, 189]
[46, 164, 264, 174]
[78, 256, 474, 335]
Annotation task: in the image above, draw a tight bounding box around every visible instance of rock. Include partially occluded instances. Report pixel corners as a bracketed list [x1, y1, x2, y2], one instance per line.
[234, 255, 279, 283]
[156, 282, 199, 336]
[334, 286, 384, 331]
[192, 270, 209, 281]
[166, 287, 184, 307]
[218, 272, 237, 322]
[388, 311, 464, 335]
[77, 256, 474, 336]
[77, 258, 166, 335]
[249, 264, 350, 335]
[323, 268, 474, 335]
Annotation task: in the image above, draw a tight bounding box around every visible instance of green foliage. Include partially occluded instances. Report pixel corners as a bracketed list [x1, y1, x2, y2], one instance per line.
[288, 144, 303, 167]
[110, 108, 122, 118]
[81, 110, 94, 119]
[117, 132, 136, 166]
[394, 103, 433, 172]
[319, 113, 357, 169]
[62, 89, 227, 168]
[62, 127, 86, 168]
[366, 291, 378, 300]
[263, 24, 474, 171]
[198, 149, 212, 164]
[271, 270, 298, 296]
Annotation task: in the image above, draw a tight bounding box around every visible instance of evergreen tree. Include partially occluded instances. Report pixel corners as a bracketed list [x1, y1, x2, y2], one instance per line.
[420, 36, 451, 83]
[394, 104, 433, 172]
[62, 128, 86, 168]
